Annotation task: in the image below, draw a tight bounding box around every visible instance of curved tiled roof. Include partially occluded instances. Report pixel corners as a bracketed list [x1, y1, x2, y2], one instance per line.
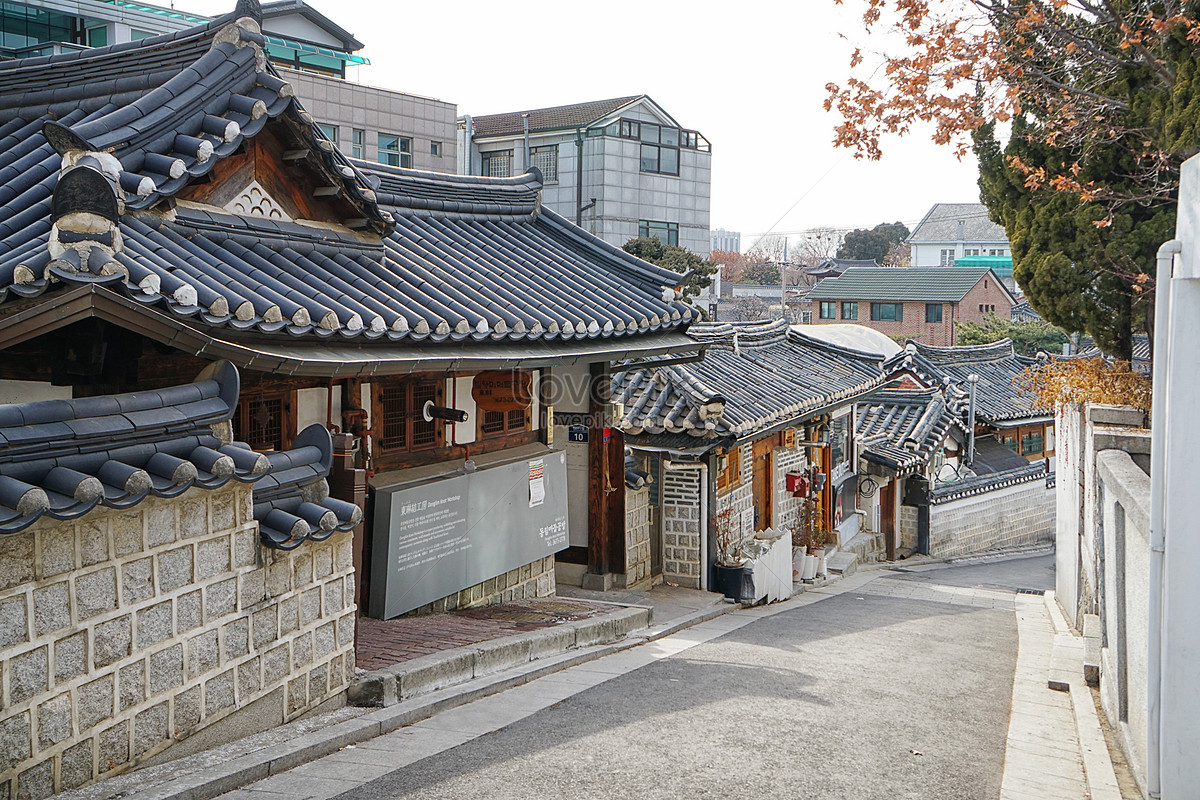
[856, 388, 966, 475]
[0, 4, 694, 356]
[614, 319, 885, 440]
[0, 359, 358, 544]
[883, 339, 1047, 423]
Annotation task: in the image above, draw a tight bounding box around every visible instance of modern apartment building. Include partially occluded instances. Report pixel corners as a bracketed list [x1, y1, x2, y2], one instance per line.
[0, 0, 457, 171]
[711, 228, 741, 254]
[458, 95, 712, 256]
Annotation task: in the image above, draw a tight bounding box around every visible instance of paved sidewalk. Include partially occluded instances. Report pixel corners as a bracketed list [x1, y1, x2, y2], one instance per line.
[355, 597, 618, 670]
[1000, 594, 1090, 799]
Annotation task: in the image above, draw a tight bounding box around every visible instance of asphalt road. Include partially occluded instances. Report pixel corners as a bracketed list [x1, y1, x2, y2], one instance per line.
[888, 553, 1056, 593]
[332, 562, 1025, 800]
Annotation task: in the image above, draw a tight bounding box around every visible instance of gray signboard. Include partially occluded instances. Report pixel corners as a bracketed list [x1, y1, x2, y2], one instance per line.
[369, 450, 569, 618]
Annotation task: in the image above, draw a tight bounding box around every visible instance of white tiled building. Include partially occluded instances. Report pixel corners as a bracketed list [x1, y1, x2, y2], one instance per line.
[908, 203, 1011, 267]
[0, 0, 458, 172]
[458, 96, 712, 256]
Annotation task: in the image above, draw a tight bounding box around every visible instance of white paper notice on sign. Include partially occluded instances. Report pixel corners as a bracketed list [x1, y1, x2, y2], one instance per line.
[528, 458, 545, 507]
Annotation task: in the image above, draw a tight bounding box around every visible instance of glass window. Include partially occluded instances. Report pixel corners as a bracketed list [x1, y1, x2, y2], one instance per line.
[430, 141, 442, 156]
[940, 249, 956, 266]
[661, 127, 680, 146]
[925, 303, 943, 323]
[830, 415, 850, 467]
[378, 134, 412, 168]
[871, 303, 903, 321]
[530, 145, 557, 182]
[841, 301, 857, 320]
[820, 301, 837, 320]
[481, 149, 512, 177]
[351, 128, 364, 159]
[318, 124, 338, 145]
[639, 123, 660, 143]
[658, 147, 679, 174]
[1021, 431, 1044, 456]
[130, 29, 154, 41]
[86, 26, 107, 47]
[638, 220, 678, 247]
[639, 144, 659, 173]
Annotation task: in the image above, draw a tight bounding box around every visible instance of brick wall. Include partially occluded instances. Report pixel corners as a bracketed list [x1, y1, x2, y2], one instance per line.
[0, 483, 355, 798]
[900, 505, 918, 551]
[403, 556, 555, 616]
[662, 468, 702, 588]
[624, 488, 652, 586]
[811, 275, 1015, 346]
[929, 480, 1055, 557]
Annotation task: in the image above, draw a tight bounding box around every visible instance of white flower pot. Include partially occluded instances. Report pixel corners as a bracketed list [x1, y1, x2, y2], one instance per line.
[801, 554, 818, 581]
[792, 547, 806, 581]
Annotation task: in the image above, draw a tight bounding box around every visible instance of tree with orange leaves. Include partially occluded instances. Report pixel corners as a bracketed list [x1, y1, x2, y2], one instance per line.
[827, 0, 1199, 360]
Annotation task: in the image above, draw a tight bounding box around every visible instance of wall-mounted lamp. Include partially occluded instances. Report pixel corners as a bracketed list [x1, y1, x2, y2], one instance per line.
[423, 401, 468, 424]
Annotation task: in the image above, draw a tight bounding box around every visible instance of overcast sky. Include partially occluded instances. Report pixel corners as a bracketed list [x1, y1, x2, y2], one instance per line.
[180, 0, 984, 248]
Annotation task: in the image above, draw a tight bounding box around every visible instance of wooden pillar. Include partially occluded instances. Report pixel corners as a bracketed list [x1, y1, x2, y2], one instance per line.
[587, 362, 611, 576]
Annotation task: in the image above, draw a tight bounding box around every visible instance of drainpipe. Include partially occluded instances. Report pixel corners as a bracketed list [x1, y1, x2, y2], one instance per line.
[1148, 237, 1181, 799]
[575, 127, 585, 226]
[522, 113, 530, 171]
[965, 373, 979, 466]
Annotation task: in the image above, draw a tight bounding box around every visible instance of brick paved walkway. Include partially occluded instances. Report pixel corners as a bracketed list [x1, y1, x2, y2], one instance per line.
[354, 598, 619, 671]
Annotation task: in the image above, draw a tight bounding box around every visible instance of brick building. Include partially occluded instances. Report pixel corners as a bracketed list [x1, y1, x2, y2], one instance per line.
[805, 267, 1015, 346]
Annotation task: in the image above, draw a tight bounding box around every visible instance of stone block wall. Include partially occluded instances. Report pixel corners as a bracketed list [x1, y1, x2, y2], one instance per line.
[0, 483, 356, 798]
[899, 505, 918, 552]
[774, 445, 810, 539]
[929, 480, 1055, 558]
[661, 468, 702, 588]
[403, 556, 555, 616]
[624, 487, 652, 586]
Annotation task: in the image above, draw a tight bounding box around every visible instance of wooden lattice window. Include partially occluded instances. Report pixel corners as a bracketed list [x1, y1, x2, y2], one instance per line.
[233, 392, 291, 452]
[376, 378, 444, 455]
[480, 407, 530, 437]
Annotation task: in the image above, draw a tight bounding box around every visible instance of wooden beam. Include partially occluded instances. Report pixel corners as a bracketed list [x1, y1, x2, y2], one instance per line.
[282, 149, 310, 161]
[313, 186, 340, 197]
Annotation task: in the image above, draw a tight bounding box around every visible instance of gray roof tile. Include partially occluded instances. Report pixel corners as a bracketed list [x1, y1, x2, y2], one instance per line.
[470, 96, 643, 137]
[615, 319, 885, 440]
[908, 203, 1007, 244]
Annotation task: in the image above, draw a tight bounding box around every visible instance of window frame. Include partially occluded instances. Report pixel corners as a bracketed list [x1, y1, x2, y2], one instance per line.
[530, 144, 558, 182]
[925, 303, 943, 323]
[430, 141, 442, 157]
[819, 301, 837, 320]
[378, 134, 412, 168]
[841, 301, 858, 321]
[638, 219, 678, 247]
[232, 390, 295, 453]
[373, 377, 446, 465]
[481, 149, 513, 178]
[870, 302, 903, 321]
[351, 128, 365, 159]
[318, 123, 339, 146]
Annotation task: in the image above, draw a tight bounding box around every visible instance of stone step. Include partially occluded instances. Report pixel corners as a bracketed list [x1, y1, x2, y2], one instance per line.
[1048, 633, 1084, 692]
[827, 551, 858, 577]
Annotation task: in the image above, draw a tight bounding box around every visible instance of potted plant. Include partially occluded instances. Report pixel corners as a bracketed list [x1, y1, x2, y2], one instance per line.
[712, 508, 754, 601]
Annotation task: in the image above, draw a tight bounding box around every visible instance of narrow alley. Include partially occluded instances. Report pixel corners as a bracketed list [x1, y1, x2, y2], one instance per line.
[213, 556, 1086, 800]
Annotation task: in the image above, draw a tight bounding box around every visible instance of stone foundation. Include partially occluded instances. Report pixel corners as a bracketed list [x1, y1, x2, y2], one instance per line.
[0, 483, 356, 798]
[402, 556, 556, 616]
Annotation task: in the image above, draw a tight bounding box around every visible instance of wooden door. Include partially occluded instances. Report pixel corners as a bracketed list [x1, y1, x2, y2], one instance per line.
[752, 437, 773, 531]
[880, 480, 896, 560]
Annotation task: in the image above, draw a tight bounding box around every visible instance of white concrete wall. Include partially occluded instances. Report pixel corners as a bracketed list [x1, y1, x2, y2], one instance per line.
[0, 380, 71, 404]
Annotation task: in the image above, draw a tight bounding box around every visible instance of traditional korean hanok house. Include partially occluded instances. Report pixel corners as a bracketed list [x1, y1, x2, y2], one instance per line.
[854, 387, 967, 561]
[884, 339, 1055, 468]
[879, 339, 1056, 558]
[0, 0, 702, 620]
[611, 319, 885, 590]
